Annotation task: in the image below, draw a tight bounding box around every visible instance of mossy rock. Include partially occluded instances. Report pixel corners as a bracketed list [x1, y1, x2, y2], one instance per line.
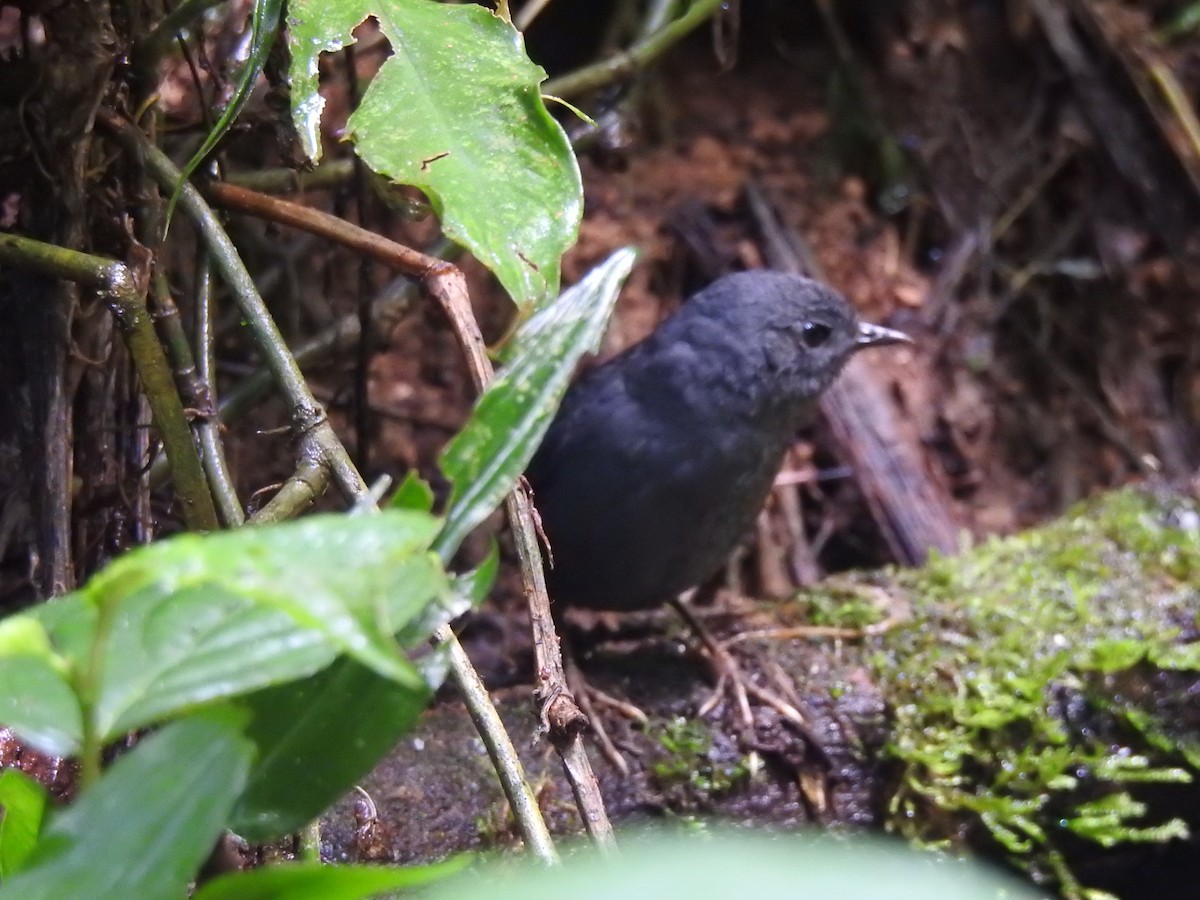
[870, 486, 1199, 899]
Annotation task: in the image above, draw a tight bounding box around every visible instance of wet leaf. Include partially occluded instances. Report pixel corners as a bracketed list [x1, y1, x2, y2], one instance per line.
[0, 714, 252, 900]
[192, 856, 469, 900]
[2, 512, 448, 751]
[231, 657, 430, 841]
[436, 247, 636, 557]
[287, 0, 581, 309]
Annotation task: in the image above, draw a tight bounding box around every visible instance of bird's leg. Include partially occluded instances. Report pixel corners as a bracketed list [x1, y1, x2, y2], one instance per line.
[670, 588, 754, 728]
[671, 583, 812, 735]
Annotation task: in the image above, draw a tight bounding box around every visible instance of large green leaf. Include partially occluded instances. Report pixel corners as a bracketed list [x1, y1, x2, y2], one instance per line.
[0, 770, 47, 877]
[0, 512, 448, 753]
[229, 524, 493, 840]
[192, 856, 469, 900]
[423, 831, 1040, 900]
[0, 616, 82, 756]
[287, 0, 582, 309]
[0, 714, 253, 900]
[230, 657, 431, 841]
[436, 247, 636, 557]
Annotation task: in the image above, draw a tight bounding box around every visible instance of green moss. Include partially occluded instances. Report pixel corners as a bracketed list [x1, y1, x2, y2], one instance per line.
[650, 717, 750, 800]
[799, 584, 883, 630]
[871, 488, 1199, 899]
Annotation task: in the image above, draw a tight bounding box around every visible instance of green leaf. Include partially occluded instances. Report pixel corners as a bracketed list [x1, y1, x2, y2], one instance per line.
[1150, 640, 1200, 670]
[168, 0, 284, 225]
[422, 830, 1041, 900]
[192, 856, 470, 900]
[287, 0, 582, 309]
[8, 512, 447, 748]
[90, 512, 445, 737]
[0, 614, 83, 756]
[230, 657, 430, 841]
[390, 470, 435, 513]
[0, 714, 253, 900]
[452, 539, 499, 608]
[436, 247, 636, 557]
[0, 770, 47, 877]
[1083, 638, 1148, 673]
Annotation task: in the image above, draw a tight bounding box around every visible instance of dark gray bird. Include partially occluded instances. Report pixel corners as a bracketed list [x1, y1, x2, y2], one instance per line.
[527, 270, 909, 612]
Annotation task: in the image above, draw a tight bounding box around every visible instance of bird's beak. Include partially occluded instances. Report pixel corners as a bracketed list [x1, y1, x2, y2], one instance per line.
[856, 321, 912, 347]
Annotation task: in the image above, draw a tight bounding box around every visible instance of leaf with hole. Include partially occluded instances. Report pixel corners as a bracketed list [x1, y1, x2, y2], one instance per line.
[287, 0, 582, 309]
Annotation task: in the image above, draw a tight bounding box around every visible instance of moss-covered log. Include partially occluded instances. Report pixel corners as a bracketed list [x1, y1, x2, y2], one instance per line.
[321, 486, 1199, 899]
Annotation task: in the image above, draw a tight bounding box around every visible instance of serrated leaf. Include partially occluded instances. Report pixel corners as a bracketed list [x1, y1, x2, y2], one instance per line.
[435, 247, 635, 557]
[287, 0, 582, 309]
[0, 714, 253, 900]
[192, 856, 470, 900]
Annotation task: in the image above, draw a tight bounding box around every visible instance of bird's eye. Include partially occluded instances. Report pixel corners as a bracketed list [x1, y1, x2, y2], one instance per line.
[801, 321, 833, 348]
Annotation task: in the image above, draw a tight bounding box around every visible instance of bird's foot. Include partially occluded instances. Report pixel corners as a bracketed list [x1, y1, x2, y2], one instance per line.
[672, 595, 815, 739]
[565, 653, 647, 777]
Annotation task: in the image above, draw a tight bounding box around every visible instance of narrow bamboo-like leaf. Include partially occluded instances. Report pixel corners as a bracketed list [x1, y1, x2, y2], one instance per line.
[166, 0, 284, 224]
[453, 539, 500, 607]
[0, 770, 47, 877]
[287, 0, 582, 309]
[192, 856, 470, 900]
[0, 714, 253, 900]
[230, 657, 430, 841]
[436, 247, 636, 557]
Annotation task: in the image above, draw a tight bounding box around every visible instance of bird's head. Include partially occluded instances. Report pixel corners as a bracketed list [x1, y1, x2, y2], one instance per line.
[677, 271, 909, 419]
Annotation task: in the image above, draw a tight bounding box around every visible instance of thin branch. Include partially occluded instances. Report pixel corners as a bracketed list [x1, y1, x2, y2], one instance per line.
[225, 158, 356, 193]
[249, 458, 328, 524]
[0, 233, 220, 532]
[150, 275, 206, 411]
[514, 0, 555, 31]
[99, 110, 369, 504]
[140, 0, 226, 61]
[436, 622, 559, 862]
[193, 255, 246, 525]
[199, 180, 613, 852]
[542, 0, 724, 99]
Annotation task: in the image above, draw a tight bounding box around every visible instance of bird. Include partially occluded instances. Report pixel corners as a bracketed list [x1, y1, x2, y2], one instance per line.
[527, 270, 909, 612]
